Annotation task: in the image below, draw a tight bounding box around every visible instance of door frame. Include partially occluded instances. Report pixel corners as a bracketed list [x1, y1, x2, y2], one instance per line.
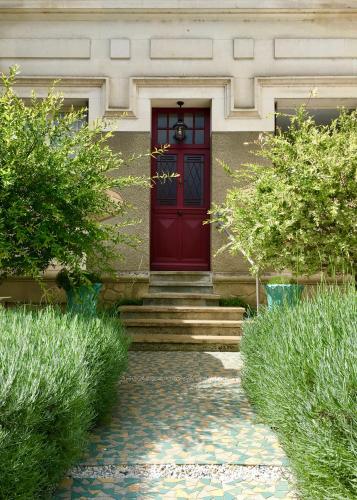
[150, 107, 211, 271]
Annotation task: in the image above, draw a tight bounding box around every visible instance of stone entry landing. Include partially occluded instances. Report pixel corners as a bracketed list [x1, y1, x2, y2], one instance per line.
[121, 272, 243, 347]
[55, 352, 295, 499]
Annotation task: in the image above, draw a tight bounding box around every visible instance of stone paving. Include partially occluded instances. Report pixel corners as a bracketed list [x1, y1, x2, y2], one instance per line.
[55, 352, 296, 499]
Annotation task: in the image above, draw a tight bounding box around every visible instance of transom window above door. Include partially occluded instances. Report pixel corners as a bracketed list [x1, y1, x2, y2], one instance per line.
[155, 109, 209, 147]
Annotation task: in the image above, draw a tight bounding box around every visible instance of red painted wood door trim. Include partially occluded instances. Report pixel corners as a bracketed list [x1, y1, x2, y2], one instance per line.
[150, 108, 211, 271]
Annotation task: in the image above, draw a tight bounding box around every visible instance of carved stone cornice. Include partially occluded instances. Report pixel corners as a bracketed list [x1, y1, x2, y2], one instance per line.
[0, 1, 357, 14]
[13, 76, 107, 88]
[11, 75, 357, 131]
[256, 75, 357, 87]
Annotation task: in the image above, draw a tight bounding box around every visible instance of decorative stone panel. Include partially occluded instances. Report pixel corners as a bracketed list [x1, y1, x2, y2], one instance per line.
[275, 38, 357, 59]
[110, 39, 131, 59]
[233, 38, 255, 59]
[0, 38, 91, 59]
[150, 38, 213, 59]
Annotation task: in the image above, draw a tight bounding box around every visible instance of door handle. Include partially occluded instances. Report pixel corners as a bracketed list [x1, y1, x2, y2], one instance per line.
[177, 210, 183, 216]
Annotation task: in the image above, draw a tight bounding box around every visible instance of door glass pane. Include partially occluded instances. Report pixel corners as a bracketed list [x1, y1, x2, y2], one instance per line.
[158, 113, 167, 128]
[195, 112, 205, 129]
[168, 129, 176, 145]
[169, 113, 178, 128]
[184, 155, 204, 206]
[184, 113, 193, 128]
[156, 155, 177, 206]
[195, 130, 204, 144]
[157, 130, 167, 144]
[183, 129, 193, 144]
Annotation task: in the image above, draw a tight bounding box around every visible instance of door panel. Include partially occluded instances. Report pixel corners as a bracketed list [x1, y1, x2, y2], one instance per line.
[181, 215, 210, 263]
[151, 108, 210, 271]
[151, 213, 181, 266]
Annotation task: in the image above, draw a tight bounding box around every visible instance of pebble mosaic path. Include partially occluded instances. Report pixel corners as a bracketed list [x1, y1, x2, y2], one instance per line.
[55, 352, 296, 499]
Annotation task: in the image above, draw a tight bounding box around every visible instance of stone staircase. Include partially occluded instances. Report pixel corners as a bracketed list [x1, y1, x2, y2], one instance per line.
[119, 272, 243, 348]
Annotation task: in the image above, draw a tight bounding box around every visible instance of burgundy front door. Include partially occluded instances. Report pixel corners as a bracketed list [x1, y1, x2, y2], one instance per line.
[150, 108, 210, 271]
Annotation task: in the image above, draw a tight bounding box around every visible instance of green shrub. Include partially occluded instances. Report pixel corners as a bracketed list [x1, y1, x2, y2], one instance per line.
[99, 297, 144, 317]
[265, 276, 296, 285]
[0, 67, 166, 280]
[56, 269, 102, 291]
[211, 106, 357, 278]
[219, 296, 256, 318]
[114, 297, 144, 308]
[241, 286, 357, 499]
[0, 307, 129, 499]
[219, 296, 247, 308]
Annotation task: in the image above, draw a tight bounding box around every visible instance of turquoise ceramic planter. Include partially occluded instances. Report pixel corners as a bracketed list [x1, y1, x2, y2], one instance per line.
[66, 283, 102, 315]
[264, 284, 304, 309]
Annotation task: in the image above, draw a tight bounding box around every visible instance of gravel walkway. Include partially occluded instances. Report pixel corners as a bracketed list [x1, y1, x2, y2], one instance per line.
[55, 352, 296, 499]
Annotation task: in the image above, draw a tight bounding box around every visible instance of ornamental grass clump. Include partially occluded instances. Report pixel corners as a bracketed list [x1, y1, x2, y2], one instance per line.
[241, 286, 357, 499]
[0, 307, 129, 499]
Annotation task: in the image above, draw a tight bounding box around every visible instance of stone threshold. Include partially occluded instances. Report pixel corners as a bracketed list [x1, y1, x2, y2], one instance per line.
[130, 343, 239, 351]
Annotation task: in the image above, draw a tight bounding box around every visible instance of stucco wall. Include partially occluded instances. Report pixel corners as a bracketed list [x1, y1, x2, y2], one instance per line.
[211, 132, 261, 274]
[106, 131, 151, 272]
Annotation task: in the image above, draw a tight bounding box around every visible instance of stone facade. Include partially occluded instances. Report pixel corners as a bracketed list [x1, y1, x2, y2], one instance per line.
[0, 1, 356, 306]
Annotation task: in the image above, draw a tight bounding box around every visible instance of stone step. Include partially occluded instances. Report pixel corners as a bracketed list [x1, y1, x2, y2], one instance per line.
[130, 333, 242, 345]
[150, 271, 212, 285]
[143, 293, 220, 306]
[122, 318, 243, 336]
[120, 305, 245, 321]
[148, 282, 214, 294]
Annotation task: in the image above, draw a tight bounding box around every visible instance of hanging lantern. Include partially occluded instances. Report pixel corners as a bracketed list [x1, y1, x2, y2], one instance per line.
[173, 101, 187, 142]
[173, 117, 187, 142]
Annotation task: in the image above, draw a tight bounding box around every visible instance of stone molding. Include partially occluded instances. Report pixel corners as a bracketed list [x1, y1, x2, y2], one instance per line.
[13, 76, 106, 87]
[0, 1, 356, 14]
[11, 75, 357, 132]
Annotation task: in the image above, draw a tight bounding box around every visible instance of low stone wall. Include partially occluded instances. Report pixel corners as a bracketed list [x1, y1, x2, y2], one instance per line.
[213, 274, 263, 308]
[0, 273, 150, 307]
[0, 272, 348, 309]
[0, 277, 66, 306]
[101, 273, 149, 303]
[214, 273, 349, 308]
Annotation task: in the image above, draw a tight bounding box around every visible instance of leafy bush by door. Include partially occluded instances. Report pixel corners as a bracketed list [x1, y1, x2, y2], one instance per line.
[0, 66, 163, 280]
[211, 106, 357, 278]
